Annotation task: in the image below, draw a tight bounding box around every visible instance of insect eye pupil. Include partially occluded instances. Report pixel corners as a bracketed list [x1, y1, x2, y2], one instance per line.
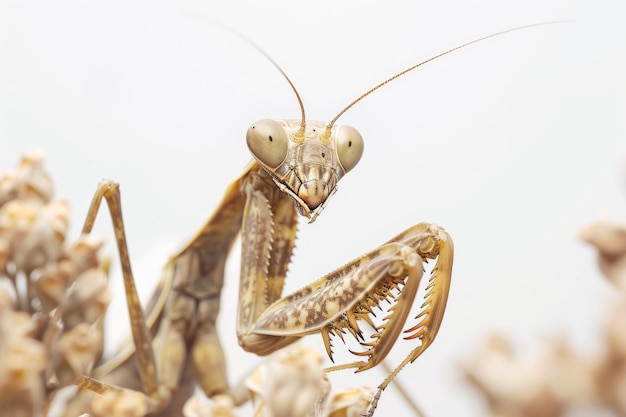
[321, 152, 326, 158]
[348, 141, 352, 147]
[269, 136, 273, 142]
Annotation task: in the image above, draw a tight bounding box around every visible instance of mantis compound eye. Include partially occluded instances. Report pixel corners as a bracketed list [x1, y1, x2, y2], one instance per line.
[247, 119, 289, 168]
[334, 125, 364, 174]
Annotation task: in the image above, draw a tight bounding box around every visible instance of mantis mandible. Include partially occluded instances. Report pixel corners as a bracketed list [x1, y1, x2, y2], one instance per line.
[66, 22, 559, 417]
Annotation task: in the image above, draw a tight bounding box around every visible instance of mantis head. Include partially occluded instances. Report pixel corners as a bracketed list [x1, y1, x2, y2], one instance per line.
[247, 118, 363, 222]
[241, 22, 566, 223]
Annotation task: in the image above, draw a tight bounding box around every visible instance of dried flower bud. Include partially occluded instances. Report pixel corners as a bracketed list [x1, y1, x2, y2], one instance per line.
[580, 220, 626, 291]
[463, 333, 557, 414]
[0, 312, 47, 413]
[50, 323, 102, 386]
[0, 153, 108, 416]
[327, 386, 373, 417]
[0, 199, 70, 274]
[66, 234, 105, 275]
[246, 345, 329, 417]
[35, 259, 77, 312]
[2, 309, 37, 339]
[35, 234, 106, 315]
[605, 302, 626, 361]
[60, 267, 110, 328]
[92, 389, 148, 417]
[0, 238, 9, 273]
[0, 151, 54, 207]
[607, 367, 626, 415]
[183, 394, 237, 417]
[0, 284, 12, 310]
[0, 199, 38, 240]
[540, 338, 597, 405]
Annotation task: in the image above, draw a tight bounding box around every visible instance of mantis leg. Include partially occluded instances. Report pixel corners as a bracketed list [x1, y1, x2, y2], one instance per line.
[78, 180, 160, 405]
[74, 165, 253, 416]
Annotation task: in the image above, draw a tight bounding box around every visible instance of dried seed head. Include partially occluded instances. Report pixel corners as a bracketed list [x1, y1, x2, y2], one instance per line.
[462, 333, 549, 407]
[35, 259, 77, 312]
[0, 199, 70, 274]
[0, 285, 12, 310]
[0, 151, 54, 207]
[0, 238, 9, 273]
[0, 316, 47, 390]
[1, 309, 38, 340]
[35, 234, 107, 316]
[246, 345, 330, 417]
[580, 219, 626, 291]
[66, 234, 105, 275]
[0, 153, 107, 415]
[327, 386, 374, 417]
[464, 334, 604, 417]
[605, 301, 626, 360]
[540, 338, 598, 405]
[92, 390, 149, 417]
[183, 394, 237, 417]
[50, 323, 102, 386]
[61, 267, 110, 328]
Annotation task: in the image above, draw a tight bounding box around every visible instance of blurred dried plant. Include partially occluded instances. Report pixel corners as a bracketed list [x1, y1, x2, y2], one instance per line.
[182, 345, 374, 417]
[463, 210, 626, 416]
[0, 152, 110, 417]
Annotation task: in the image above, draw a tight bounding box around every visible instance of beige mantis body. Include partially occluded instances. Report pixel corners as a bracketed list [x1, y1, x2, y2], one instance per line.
[70, 126, 452, 417]
[65, 23, 559, 417]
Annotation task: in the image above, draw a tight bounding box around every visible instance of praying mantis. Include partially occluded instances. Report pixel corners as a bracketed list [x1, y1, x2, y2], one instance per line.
[61, 22, 562, 417]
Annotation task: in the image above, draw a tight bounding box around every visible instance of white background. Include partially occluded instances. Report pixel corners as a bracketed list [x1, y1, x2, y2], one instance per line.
[1, 0, 625, 416]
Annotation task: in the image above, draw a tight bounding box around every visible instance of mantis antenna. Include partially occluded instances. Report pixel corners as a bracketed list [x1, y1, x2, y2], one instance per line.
[188, 16, 307, 141]
[188, 16, 569, 144]
[321, 21, 572, 141]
